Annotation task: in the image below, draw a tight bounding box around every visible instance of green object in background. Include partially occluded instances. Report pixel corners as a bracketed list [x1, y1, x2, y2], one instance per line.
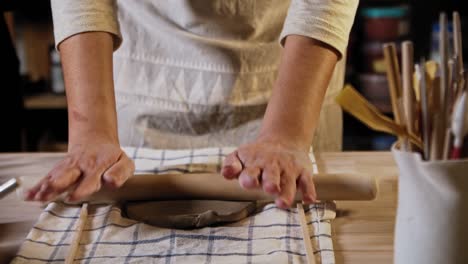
[361, 6, 409, 18]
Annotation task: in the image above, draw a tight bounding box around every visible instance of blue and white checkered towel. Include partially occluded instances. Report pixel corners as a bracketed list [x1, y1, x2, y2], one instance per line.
[12, 147, 336, 264]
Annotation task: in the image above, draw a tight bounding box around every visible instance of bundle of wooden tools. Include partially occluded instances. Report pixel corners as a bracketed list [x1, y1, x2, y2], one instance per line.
[338, 11, 467, 160]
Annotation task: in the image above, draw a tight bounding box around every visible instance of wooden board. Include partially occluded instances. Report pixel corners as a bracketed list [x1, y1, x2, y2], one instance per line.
[0, 152, 398, 263]
[24, 94, 67, 110]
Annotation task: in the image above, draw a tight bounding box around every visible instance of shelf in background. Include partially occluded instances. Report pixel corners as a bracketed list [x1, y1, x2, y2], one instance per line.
[23, 93, 66, 110]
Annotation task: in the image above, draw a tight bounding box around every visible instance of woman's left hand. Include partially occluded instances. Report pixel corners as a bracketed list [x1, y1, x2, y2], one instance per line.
[221, 36, 339, 209]
[221, 138, 316, 209]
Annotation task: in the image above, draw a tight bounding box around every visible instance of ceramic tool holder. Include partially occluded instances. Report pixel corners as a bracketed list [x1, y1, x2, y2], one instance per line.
[393, 145, 468, 264]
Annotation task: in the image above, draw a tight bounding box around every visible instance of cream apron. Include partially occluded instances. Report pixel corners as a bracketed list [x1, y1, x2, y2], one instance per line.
[112, 1, 346, 151]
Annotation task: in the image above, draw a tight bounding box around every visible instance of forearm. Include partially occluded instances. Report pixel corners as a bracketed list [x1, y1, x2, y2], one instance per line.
[27, 32, 133, 202]
[259, 35, 339, 151]
[59, 32, 118, 145]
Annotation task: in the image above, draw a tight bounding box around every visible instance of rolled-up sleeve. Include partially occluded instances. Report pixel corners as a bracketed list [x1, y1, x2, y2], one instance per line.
[51, 0, 122, 50]
[280, 0, 359, 59]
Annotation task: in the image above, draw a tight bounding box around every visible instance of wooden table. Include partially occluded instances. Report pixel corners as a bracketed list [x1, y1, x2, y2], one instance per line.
[0, 152, 398, 263]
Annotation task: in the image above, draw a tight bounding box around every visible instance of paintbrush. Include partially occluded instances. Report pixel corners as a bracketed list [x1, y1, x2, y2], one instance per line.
[451, 91, 468, 159]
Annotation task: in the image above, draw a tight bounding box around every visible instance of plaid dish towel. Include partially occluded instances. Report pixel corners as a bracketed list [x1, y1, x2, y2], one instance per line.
[12, 147, 336, 264]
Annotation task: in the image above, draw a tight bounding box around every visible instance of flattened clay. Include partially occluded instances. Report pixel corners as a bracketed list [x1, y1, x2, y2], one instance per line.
[124, 200, 258, 229]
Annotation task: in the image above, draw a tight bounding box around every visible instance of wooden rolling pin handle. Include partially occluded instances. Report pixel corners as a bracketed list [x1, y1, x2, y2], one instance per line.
[85, 173, 378, 203]
[18, 173, 377, 203]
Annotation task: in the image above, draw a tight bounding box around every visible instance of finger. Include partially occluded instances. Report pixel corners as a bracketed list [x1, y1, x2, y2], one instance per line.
[68, 165, 107, 201]
[47, 167, 82, 193]
[33, 181, 51, 202]
[297, 169, 316, 204]
[38, 167, 82, 202]
[26, 176, 50, 201]
[261, 166, 281, 195]
[102, 154, 135, 188]
[221, 151, 243, 180]
[43, 191, 60, 202]
[275, 172, 297, 209]
[238, 166, 261, 189]
[32, 165, 82, 202]
[26, 159, 78, 200]
[67, 174, 102, 202]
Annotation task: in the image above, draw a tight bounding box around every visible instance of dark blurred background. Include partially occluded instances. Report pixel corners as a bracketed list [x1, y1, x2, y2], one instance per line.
[0, 0, 467, 152]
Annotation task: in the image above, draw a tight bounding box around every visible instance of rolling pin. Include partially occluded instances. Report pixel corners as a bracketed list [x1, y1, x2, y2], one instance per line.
[18, 173, 377, 203]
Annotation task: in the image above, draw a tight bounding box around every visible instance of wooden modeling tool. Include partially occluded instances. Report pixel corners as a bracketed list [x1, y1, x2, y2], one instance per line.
[429, 65, 443, 160]
[383, 43, 405, 144]
[424, 61, 440, 114]
[397, 98, 410, 148]
[455, 70, 466, 101]
[345, 11, 466, 159]
[451, 56, 461, 98]
[430, 113, 442, 160]
[442, 129, 453, 160]
[65, 203, 88, 264]
[402, 41, 416, 151]
[440, 13, 451, 159]
[453, 11, 464, 78]
[448, 58, 457, 111]
[440, 13, 449, 107]
[297, 202, 317, 264]
[336, 86, 422, 149]
[419, 60, 431, 160]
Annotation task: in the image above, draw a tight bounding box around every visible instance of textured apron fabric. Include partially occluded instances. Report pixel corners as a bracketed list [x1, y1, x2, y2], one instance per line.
[113, 1, 347, 151]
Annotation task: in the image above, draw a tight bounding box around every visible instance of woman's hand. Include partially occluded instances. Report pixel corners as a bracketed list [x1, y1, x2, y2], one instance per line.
[25, 32, 131, 202]
[26, 138, 134, 202]
[221, 36, 339, 208]
[221, 137, 316, 209]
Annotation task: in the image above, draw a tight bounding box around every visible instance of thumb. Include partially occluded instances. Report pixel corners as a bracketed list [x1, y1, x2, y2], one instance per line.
[221, 150, 243, 179]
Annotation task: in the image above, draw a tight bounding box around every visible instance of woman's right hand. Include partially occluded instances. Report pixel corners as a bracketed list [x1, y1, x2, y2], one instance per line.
[26, 138, 135, 202]
[25, 32, 131, 202]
